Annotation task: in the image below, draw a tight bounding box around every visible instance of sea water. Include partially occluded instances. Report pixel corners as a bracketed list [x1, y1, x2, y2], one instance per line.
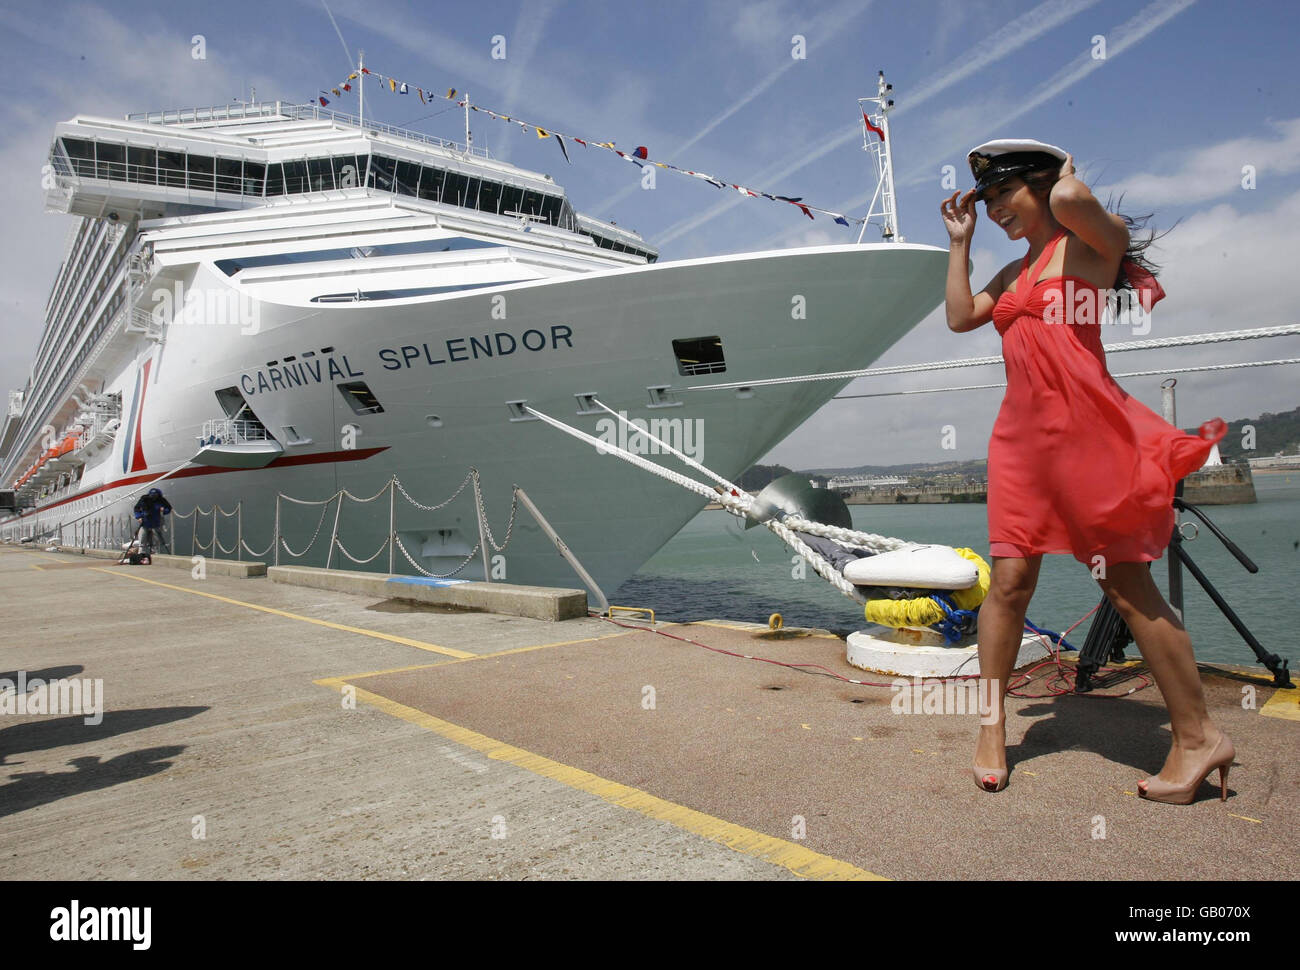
[612, 473, 1300, 670]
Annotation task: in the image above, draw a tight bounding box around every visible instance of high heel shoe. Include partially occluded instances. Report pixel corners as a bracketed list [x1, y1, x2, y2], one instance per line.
[1138, 733, 1234, 805]
[973, 765, 1008, 792]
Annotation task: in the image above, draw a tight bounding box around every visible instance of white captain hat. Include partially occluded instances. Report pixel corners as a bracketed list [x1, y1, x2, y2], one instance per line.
[967, 138, 1068, 195]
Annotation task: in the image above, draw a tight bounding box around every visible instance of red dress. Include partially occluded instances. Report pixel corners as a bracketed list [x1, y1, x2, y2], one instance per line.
[987, 230, 1226, 564]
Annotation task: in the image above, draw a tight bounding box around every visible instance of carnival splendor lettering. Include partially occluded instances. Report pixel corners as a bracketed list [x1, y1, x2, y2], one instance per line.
[238, 325, 574, 394]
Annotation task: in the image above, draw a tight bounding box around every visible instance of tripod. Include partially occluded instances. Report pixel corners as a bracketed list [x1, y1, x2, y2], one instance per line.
[1074, 491, 1293, 692]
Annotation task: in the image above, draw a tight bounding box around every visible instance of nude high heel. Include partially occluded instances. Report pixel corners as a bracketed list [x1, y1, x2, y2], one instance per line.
[1138, 733, 1234, 805]
[973, 765, 1008, 792]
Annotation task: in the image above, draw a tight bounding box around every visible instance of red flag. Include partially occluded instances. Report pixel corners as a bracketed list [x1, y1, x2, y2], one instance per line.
[863, 111, 885, 141]
[633, 146, 649, 159]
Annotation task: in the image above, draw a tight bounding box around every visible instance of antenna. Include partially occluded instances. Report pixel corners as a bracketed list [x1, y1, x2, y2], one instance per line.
[857, 71, 901, 243]
[358, 49, 365, 128]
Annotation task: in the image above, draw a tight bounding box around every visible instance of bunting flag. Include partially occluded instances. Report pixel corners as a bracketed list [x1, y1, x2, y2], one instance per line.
[863, 111, 885, 141]
[319, 61, 863, 226]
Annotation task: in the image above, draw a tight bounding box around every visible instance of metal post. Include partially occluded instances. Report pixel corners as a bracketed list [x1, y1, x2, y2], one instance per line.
[274, 495, 281, 567]
[1161, 378, 1184, 619]
[472, 471, 492, 583]
[325, 492, 343, 570]
[513, 487, 610, 614]
[237, 502, 243, 561]
[358, 50, 365, 129]
[388, 478, 395, 574]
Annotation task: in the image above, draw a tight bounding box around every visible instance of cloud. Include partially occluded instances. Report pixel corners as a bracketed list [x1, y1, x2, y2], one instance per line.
[1093, 118, 1300, 206]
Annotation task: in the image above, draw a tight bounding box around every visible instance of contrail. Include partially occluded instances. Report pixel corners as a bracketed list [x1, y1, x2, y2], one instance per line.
[320, 0, 352, 68]
[591, 0, 874, 218]
[653, 0, 1103, 247]
[496, 0, 561, 163]
[759, 0, 1199, 250]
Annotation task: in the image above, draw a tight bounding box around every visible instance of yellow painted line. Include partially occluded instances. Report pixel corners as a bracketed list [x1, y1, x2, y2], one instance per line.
[318, 629, 640, 685]
[332, 682, 884, 881]
[317, 663, 446, 685]
[91, 568, 475, 659]
[1260, 689, 1300, 721]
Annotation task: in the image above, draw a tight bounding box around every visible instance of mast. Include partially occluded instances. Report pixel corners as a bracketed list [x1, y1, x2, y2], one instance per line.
[857, 71, 901, 243]
[358, 49, 365, 128]
[464, 92, 471, 154]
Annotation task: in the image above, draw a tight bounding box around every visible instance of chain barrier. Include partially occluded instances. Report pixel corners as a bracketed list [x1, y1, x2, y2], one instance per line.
[393, 534, 481, 578]
[332, 534, 392, 565]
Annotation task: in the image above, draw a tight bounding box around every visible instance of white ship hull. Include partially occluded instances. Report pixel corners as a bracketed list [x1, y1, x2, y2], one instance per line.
[10, 243, 945, 592]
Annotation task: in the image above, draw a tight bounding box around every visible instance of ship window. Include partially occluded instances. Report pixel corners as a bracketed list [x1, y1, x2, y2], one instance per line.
[308, 157, 334, 191]
[242, 160, 266, 196]
[541, 195, 561, 226]
[96, 142, 125, 181]
[337, 381, 384, 415]
[444, 171, 469, 206]
[63, 137, 94, 166]
[157, 150, 186, 187]
[216, 157, 243, 194]
[418, 165, 445, 202]
[522, 190, 544, 217]
[672, 336, 726, 376]
[332, 155, 361, 189]
[264, 162, 284, 195]
[188, 154, 214, 191]
[395, 160, 421, 196]
[478, 180, 501, 215]
[282, 160, 308, 194]
[368, 155, 396, 191]
[127, 147, 156, 184]
[500, 185, 524, 216]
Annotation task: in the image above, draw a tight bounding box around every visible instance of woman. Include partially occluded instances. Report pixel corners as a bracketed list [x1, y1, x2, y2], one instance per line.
[940, 139, 1233, 804]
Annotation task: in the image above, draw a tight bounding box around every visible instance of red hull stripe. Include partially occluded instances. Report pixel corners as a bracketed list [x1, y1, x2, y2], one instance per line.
[15, 446, 389, 519]
[129, 359, 152, 473]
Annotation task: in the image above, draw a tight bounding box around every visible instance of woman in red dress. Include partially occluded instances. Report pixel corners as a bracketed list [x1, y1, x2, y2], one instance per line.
[940, 139, 1233, 803]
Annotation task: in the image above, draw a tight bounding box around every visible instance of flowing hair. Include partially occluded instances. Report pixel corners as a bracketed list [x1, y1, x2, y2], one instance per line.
[1020, 169, 1170, 292]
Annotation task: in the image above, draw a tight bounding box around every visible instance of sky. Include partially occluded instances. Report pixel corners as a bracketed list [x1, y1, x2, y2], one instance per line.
[1, 0, 1298, 469]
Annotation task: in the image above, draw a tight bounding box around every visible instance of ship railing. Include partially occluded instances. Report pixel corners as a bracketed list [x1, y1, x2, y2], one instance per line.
[199, 419, 270, 447]
[123, 100, 491, 160]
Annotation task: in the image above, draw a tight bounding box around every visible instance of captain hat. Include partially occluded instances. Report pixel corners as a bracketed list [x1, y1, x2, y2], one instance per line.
[967, 138, 1068, 195]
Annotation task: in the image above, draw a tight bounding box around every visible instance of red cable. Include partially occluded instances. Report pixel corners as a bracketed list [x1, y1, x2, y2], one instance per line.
[597, 602, 1152, 700]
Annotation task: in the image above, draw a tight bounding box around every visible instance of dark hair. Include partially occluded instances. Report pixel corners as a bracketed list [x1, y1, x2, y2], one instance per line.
[1019, 168, 1166, 292]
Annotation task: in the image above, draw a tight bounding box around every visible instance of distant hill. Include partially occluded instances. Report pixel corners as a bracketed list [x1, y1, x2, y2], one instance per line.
[1211, 406, 1300, 460]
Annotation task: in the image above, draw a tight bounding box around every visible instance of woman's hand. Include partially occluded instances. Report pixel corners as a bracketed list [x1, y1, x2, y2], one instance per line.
[1058, 152, 1076, 180]
[941, 190, 978, 245]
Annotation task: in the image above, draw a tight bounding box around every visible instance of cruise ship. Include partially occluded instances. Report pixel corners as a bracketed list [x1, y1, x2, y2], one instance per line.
[0, 98, 947, 594]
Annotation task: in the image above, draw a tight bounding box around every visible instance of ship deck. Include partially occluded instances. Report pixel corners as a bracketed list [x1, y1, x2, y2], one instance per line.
[1, 543, 1296, 881]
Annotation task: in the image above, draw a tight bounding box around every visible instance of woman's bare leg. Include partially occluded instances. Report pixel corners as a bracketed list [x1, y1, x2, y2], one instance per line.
[974, 555, 1042, 772]
[1096, 562, 1225, 785]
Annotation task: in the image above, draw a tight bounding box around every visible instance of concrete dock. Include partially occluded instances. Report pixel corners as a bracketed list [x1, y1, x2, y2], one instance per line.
[1, 543, 1296, 880]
